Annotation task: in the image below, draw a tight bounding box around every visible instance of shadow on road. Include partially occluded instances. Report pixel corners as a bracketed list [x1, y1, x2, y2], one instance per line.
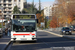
[10, 31, 75, 50]
[10, 37, 75, 50]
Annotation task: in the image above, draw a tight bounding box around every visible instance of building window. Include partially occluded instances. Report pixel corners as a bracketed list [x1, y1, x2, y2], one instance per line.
[18, 7, 20, 9]
[4, 0, 6, 2]
[9, 8, 11, 10]
[14, 0, 17, 2]
[19, 0, 20, 2]
[0, 0, 1, 2]
[8, 11, 11, 13]
[18, 3, 20, 6]
[14, 3, 16, 6]
[8, 0, 11, 2]
[0, 11, 1, 13]
[4, 15, 6, 18]
[8, 4, 11, 6]
[4, 11, 6, 13]
[4, 4, 6, 6]
[0, 4, 1, 6]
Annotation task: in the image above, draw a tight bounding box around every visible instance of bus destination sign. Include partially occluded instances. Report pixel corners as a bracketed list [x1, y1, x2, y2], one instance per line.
[13, 15, 35, 19]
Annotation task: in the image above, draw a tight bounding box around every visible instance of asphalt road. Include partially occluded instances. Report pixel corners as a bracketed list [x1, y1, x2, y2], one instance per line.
[9, 31, 75, 50]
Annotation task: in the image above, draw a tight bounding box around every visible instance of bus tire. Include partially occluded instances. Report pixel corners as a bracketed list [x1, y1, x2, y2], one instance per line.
[0, 36, 1, 38]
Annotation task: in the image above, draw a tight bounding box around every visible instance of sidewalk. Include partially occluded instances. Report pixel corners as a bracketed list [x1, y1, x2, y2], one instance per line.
[43, 29, 75, 40]
[0, 33, 11, 50]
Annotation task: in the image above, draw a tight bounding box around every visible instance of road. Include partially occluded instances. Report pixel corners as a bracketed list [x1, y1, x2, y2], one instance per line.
[8, 31, 75, 50]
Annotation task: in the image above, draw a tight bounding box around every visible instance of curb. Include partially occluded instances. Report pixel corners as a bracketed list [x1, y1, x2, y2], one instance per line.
[63, 36, 75, 41]
[40, 30, 75, 41]
[2, 40, 11, 50]
[43, 30, 63, 37]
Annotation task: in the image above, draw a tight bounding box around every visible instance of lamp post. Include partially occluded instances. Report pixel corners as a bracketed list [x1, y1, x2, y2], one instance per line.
[0, 6, 3, 33]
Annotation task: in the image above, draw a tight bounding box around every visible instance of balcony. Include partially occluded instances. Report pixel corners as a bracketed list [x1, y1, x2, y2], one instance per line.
[0, 13, 2, 15]
[3, 2, 8, 4]
[3, 12, 12, 15]
[0, 2, 3, 4]
[8, 2, 12, 4]
[8, 9, 12, 11]
[0, 1, 3, 4]
[3, 6, 7, 7]
[0, 9, 2, 11]
[8, 5, 12, 7]
[3, 9, 6, 11]
[9, 13, 12, 15]
[4, 13, 7, 15]
[3, 2, 12, 4]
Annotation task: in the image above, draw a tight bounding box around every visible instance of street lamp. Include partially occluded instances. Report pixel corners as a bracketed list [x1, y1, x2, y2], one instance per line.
[0, 6, 3, 33]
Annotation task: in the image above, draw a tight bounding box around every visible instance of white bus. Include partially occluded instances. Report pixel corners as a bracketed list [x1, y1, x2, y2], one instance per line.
[11, 14, 38, 42]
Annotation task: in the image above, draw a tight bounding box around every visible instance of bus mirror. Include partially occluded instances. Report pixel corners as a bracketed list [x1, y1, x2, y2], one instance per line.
[36, 19, 38, 23]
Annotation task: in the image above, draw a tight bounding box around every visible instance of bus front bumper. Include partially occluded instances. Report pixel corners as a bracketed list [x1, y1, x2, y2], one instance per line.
[11, 38, 37, 41]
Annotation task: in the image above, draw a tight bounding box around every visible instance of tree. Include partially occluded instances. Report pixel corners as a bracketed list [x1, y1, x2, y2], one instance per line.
[47, 20, 51, 28]
[22, 8, 27, 14]
[31, 1, 37, 14]
[53, 0, 75, 26]
[36, 13, 44, 27]
[22, 3, 37, 14]
[13, 5, 21, 14]
[50, 16, 59, 28]
[31, 0, 34, 13]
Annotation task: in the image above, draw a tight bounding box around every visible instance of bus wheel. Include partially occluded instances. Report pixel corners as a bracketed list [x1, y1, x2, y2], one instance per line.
[0, 36, 2, 38]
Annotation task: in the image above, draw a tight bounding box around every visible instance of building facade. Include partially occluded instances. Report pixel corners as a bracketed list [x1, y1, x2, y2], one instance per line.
[44, 6, 52, 20]
[0, 0, 26, 18]
[52, 4, 58, 17]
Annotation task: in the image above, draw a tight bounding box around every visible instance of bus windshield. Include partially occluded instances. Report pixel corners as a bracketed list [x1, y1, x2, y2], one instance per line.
[12, 19, 36, 32]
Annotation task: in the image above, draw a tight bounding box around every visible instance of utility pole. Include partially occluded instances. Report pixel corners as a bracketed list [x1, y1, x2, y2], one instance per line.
[39, 0, 41, 11]
[31, 0, 34, 13]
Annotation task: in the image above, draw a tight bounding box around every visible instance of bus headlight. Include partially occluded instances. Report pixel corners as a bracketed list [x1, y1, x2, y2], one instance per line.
[69, 31, 71, 32]
[63, 31, 65, 33]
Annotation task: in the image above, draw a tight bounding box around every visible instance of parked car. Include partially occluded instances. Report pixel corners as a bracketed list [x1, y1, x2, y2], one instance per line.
[70, 25, 75, 31]
[60, 27, 72, 35]
[0, 28, 2, 38]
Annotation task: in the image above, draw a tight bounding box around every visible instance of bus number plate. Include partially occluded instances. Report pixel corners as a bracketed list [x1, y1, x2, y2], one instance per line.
[21, 38, 27, 40]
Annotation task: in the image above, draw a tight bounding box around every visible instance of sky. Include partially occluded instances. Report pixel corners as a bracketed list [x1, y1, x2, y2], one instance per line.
[27, 0, 54, 2]
[27, 0, 55, 9]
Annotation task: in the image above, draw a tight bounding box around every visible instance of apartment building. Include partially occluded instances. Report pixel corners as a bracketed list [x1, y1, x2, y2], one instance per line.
[0, 0, 26, 18]
[44, 6, 52, 20]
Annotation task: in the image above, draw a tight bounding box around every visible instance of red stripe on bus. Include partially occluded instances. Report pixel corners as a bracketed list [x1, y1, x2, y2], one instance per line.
[13, 34, 30, 35]
[32, 34, 35, 35]
[13, 34, 35, 35]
